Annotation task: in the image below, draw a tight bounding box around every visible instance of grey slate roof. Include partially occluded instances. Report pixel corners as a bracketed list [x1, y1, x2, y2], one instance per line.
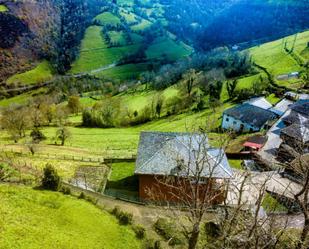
[291, 101, 309, 116]
[244, 97, 273, 110]
[281, 124, 309, 143]
[135, 132, 233, 179]
[282, 110, 309, 126]
[224, 103, 277, 128]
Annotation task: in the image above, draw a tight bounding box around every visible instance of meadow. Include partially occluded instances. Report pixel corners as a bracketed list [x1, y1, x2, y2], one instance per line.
[0, 184, 141, 249]
[0, 4, 8, 11]
[93, 12, 121, 26]
[70, 4, 192, 79]
[249, 30, 309, 87]
[6, 61, 53, 86]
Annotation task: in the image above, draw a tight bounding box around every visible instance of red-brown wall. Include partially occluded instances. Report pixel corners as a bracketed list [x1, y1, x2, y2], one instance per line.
[138, 175, 226, 204]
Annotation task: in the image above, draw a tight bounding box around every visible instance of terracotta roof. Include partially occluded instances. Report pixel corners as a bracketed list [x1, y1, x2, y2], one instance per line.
[243, 135, 267, 148]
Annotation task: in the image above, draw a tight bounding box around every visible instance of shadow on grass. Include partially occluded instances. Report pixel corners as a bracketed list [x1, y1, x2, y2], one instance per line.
[106, 175, 139, 192]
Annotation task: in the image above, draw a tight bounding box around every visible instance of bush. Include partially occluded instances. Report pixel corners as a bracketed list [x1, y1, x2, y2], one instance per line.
[59, 186, 71, 195]
[0, 163, 15, 181]
[41, 164, 60, 191]
[30, 129, 46, 143]
[133, 224, 146, 239]
[154, 218, 184, 246]
[204, 221, 221, 238]
[78, 192, 86, 199]
[111, 206, 133, 225]
[143, 239, 162, 249]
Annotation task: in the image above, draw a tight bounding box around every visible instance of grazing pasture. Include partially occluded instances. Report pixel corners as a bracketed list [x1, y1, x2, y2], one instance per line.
[0, 185, 141, 249]
[93, 12, 121, 26]
[6, 61, 53, 85]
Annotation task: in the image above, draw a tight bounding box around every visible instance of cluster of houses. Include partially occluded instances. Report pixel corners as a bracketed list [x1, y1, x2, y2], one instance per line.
[132, 92, 309, 204]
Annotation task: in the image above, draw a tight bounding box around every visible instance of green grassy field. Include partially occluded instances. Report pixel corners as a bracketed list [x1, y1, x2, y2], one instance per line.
[249, 30, 309, 86]
[0, 184, 141, 249]
[118, 0, 135, 7]
[109, 31, 127, 45]
[0, 4, 8, 11]
[120, 9, 138, 23]
[0, 88, 47, 107]
[109, 162, 136, 182]
[93, 12, 121, 26]
[117, 86, 179, 112]
[70, 26, 142, 73]
[7, 61, 53, 85]
[95, 63, 149, 80]
[130, 19, 152, 31]
[146, 37, 193, 61]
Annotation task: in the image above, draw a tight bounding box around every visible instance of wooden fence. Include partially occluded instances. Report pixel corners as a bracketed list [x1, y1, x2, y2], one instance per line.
[0, 148, 104, 163]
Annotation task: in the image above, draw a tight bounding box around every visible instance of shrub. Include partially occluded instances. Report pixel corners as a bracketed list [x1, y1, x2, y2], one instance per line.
[118, 211, 133, 225]
[133, 224, 146, 239]
[41, 164, 60, 191]
[204, 221, 221, 238]
[85, 195, 98, 205]
[30, 129, 46, 143]
[0, 163, 15, 181]
[60, 186, 71, 195]
[78, 192, 86, 199]
[111, 206, 133, 225]
[154, 218, 184, 245]
[143, 239, 162, 249]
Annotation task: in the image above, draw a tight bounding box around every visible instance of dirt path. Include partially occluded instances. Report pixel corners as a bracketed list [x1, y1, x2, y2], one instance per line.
[73, 63, 117, 77]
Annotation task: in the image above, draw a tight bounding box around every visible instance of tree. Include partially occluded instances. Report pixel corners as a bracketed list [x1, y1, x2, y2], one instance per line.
[252, 75, 270, 95]
[146, 132, 231, 249]
[55, 105, 69, 126]
[30, 129, 46, 144]
[290, 153, 309, 249]
[0, 105, 29, 142]
[67, 95, 81, 115]
[41, 164, 60, 191]
[226, 79, 238, 99]
[151, 93, 165, 118]
[182, 69, 198, 97]
[56, 127, 71, 146]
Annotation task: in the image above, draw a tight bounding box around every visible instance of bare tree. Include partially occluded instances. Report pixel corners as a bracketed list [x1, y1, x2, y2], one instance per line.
[290, 153, 309, 249]
[215, 171, 292, 249]
[146, 131, 232, 249]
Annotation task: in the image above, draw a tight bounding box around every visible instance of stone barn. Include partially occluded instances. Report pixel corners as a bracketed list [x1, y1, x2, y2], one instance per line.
[134, 132, 233, 204]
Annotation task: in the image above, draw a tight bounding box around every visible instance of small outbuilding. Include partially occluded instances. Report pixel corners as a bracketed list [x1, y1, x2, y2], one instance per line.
[243, 135, 268, 152]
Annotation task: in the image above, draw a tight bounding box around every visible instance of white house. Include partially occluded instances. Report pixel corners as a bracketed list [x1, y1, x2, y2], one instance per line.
[222, 103, 277, 133]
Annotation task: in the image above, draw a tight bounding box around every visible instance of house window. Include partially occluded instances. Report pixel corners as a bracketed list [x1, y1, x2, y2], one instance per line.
[233, 121, 237, 125]
[226, 118, 229, 122]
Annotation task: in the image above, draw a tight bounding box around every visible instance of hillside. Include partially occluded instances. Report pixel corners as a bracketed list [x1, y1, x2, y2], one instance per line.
[3, 0, 309, 87]
[0, 0, 59, 83]
[163, 0, 309, 50]
[70, 1, 193, 81]
[1, 4, 309, 247]
[0, 184, 141, 249]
